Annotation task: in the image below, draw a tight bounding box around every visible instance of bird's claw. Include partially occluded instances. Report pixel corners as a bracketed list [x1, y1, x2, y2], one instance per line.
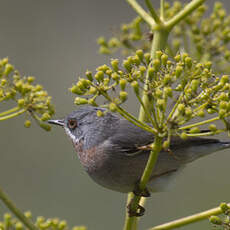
[127, 203, 145, 217]
[133, 184, 151, 197]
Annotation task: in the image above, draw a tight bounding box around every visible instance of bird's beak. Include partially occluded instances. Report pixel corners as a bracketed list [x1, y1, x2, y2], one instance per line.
[48, 119, 64, 127]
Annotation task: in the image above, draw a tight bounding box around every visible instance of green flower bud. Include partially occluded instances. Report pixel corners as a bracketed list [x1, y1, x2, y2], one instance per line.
[85, 71, 93, 81]
[139, 66, 146, 74]
[220, 202, 230, 214]
[180, 132, 188, 140]
[119, 91, 128, 102]
[164, 87, 173, 97]
[163, 74, 172, 85]
[24, 211, 32, 218]
[191, 79, 199, 92]
[88, 86, 97, 94]
[136, 49, 144, 61]
[209, 215, 222, 225]
[70, 85, 84, 95]
[219, 109, 226, 118]
[41, 113, 51, 121]
[178, 104, 185, 113]
[185, 107, 192, 117]
[88, 98, 97, 106]
[189, 127, 200, 134]
[108, 38, 119, 47]
[131, 81, 139, 95]
[219, 92, 228, 101]
[157, 99, 165, 110]
[123, 59, 132, 72]
[95, 71, 104, 82]
[161, 54, 168, 66]
[97, 37, 106, 46]
[175, 65, 183, 78]
[174, 54, 181, 62]
[132, 55, 141, 66]
[220, 101, 228, 110]
[111, 72, 119, 81]
[153, 59, 160, 71]
[99, 46, 110, 55]
[119, 79, 127, 90]
[209, 124, 217, 132]
[109, 103, 117, 112]
[27, 76, 35, 83]
[97, 110, 104, 117]
[76, 81, 86, 91]
[220, 75, 229, 84]
[148, 67, 155, 80]
[207, 108, 215, 114]
[4, 64, 14, 76]
[156, 51, 163, 59]
[163, 140, 169, 149]
[144, 53, 151, 64]
[155, 89, 163, 98]
[185, 57, 192, 68]
[15, 222, 23, 230]
[1, 79, 7, 86]
[81, 79, 90, 88]
[204, 61, 212, 70]
[111, 59, 119, 71]
[40, 123, 51, 131]
[74, 97, 88, 105]
[58, 220, 67, 230]
[17, 98, 25, 107]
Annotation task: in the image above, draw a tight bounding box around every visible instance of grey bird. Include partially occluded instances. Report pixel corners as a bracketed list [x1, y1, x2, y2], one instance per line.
[48, 106, 230, 194]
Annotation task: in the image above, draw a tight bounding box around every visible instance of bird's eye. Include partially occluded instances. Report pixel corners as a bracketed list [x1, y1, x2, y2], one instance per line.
[67, 119, 78, 130]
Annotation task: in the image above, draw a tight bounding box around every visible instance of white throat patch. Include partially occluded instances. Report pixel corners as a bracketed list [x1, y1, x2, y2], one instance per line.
[64, 127, 81, 144]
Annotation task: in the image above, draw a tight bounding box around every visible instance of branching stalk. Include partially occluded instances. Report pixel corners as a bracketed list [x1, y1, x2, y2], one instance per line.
[0, 109, 26, 121]
[149, 203, 230, 230]
[0, 187, 39, 230]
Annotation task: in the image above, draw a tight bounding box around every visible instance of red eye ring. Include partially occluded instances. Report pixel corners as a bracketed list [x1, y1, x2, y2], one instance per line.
[67, 119, 78, 129]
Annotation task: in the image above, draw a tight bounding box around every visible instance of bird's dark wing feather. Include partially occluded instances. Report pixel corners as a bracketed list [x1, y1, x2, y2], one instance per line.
[108, 119, 154, 156]
[107, 119, 222, 156]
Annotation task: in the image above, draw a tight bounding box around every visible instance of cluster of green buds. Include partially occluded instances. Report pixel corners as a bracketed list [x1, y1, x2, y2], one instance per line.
[97, 1, 230, 75]
[171, 2, 230, 73]
[70, 49, 230, 147]
[0, 58, 55, 131]
[0, 212, 86, 230]
[209, 203, 230, 229]
[97, 16, 149, 56]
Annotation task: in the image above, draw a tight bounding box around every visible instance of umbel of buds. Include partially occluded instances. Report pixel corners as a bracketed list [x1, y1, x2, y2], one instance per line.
[70, 50, 230, 141]
[0, 58, 55, 131]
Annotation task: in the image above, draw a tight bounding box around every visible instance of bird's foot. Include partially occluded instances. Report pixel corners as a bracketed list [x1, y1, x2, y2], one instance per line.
[127, 201, 145, 217]
[133, 183, 151, 197]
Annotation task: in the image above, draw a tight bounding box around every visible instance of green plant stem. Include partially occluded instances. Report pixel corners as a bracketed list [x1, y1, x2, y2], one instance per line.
[165, 0, 205, 30]
[123, 136, 163, 230]
[160, 0, 165, 20]
[179, 116, 220, 130]
[149, 203, 230, 230]
[0, 187, 39, 230]
[145, 0, 162, 24]
[0, 109, 26, 121]
[0, 106, 20, 117]
[126, 0, 156, 26]
[138, 29, 169, 122]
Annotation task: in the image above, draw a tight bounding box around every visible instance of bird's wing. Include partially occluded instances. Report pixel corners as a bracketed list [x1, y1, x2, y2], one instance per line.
[106, 119, 154, 156]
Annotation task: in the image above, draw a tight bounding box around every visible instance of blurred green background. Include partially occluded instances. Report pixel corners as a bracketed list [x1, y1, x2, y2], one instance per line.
[0, 0, 230, 229]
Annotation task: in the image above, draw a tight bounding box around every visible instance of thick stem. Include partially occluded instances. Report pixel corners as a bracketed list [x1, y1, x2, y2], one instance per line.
[138, 29, 169, 122]
[149, 203, 230, 230]
[0, 187, 39, 230]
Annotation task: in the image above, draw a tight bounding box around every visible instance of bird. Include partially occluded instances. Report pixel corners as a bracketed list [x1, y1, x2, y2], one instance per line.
[48, 106, 230, 194]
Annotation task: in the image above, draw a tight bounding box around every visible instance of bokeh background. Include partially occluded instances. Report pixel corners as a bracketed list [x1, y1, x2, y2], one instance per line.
[1, 0, 230, 229]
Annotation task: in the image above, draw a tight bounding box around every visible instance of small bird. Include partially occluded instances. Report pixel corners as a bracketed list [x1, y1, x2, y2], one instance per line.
[48, 106, 230, 194]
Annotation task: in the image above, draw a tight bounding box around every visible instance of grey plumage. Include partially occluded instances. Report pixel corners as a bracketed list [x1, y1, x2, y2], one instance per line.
[49, 106, 230, 193]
